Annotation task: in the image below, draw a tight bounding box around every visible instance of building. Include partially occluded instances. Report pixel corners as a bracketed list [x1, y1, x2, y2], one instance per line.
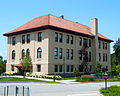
[3, 14, 113, 75]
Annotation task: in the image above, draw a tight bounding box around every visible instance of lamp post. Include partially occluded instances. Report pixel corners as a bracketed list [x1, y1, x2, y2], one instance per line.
[63, 57, 65, 80]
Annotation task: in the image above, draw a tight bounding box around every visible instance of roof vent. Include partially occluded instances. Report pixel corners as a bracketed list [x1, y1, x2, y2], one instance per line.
[60, 14, 64, 19]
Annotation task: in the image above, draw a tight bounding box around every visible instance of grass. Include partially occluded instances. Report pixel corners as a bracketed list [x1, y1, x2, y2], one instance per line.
[0, 77, 58, 83]
[100, 86, 120, 96]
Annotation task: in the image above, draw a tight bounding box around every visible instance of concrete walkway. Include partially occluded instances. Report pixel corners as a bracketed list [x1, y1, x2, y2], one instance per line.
[6, 75, 79, 84]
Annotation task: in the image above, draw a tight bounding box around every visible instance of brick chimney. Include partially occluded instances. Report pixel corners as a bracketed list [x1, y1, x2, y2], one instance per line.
[91, 18, 98, 36]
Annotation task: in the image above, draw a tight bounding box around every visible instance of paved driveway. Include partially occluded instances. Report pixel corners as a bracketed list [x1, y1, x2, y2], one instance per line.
[0, 81, 120, 96]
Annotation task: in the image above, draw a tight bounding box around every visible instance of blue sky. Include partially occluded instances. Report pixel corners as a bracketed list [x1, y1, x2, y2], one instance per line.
[0, 0, 120, 60]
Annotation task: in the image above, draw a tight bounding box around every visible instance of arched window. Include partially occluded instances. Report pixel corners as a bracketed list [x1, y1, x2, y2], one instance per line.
[26, 49, 30, 56]
[12, 50, 15, 59]
[37, 48, 42, 58]
[22, 49, 25, 58]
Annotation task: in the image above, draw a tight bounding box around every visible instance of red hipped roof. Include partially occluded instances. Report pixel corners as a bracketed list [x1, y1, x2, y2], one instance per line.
[3, 14, 113, 42]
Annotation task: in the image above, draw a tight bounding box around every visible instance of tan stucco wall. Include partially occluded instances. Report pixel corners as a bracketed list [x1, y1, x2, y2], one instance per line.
[6, 29, 111, 74]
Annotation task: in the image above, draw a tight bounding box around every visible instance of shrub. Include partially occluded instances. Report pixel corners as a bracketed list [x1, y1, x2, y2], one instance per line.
[76, 76, 95, 82]
[26, 72, 63, 80]
[100, 86, 120, 96]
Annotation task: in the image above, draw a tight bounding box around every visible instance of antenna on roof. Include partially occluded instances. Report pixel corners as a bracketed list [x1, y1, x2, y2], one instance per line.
[60, 14, 64, 19]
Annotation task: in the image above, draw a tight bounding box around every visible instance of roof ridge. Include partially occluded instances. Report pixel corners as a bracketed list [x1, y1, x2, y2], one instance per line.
[49, 14, 91, 29]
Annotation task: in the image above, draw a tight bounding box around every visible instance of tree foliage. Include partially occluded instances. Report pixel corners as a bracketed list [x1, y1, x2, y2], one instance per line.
[111, 38, 120, 74]
[95, 61, 102, 73]
[0, 56, 6, 74]
[21, 55, 32, 72]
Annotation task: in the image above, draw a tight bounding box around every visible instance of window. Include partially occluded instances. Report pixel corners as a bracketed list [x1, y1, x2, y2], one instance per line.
[55, 32, 58, 42]
[27, 34, 30, 43]
[22, 35, 25, 44]
[89, 39, 91, 47]
[66, 35, 69, 44]
[59, 65, 63, 72]
[66, 49, 69, 59]
[71, 65, 74, 72]
[59, 48, 62, 59]
[106, 54, 107, 62]
[12, 37, 16, 45]
[22, 49, 25, 58]
[54, 47, 58, 59]
[99, 53, 101, 61]
[71, 49, 73, 60]
[103, 42, 105, 49]
[89, 52, 91, 61]
[37, 65, 41, 72]
[89, 65, 92, 72]
[12, 50, 15, 60]
[83, 39, 88, 47]
[55, 65, 58, 72]
[79, 38, 82, 46]
[71, 36, 73, 44]
[83, 51, 88, 61]
[59, 33, 62, 43]
[103, 53, 105, 62]
[67, 65, 70, 72]
[38, 32, 42, 42]
[37, 48, 42, 58]
[79, 65, 83, 72]
[105, 66, 108, 71]
[79, 50, 82, 60]
[105, 43, 107, 50]
[11, 65, 14, 71]
[98, 41, 101, 49]
[26, 49, 30, 56]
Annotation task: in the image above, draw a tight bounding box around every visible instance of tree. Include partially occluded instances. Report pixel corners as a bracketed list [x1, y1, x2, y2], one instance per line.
[116, 64, 120, 73]
[0, 56, 6, 74]
[21, 55, 32, 78]
[95, 61, 102, 73]
[113, 38, 120, 63]
[73, 67, 77, 77]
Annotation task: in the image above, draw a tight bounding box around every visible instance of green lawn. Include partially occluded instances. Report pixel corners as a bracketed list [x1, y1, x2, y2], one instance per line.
[0, 77, 58, 83]
[100, 86, 120, 96]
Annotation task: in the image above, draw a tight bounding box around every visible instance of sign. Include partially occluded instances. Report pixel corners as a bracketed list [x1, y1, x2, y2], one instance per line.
[104, 72, 108, 80]
[104, 72, 108, 88]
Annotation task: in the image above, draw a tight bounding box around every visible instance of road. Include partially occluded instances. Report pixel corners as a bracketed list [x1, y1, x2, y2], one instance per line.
[0, 81, 120, 96]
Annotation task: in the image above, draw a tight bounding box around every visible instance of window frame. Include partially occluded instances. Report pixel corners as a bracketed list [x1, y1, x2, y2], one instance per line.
[79, 37, 82, 46]
[37, 64, 41, 72]
[71, 36, 73, 44]
[38, 32, 42, 42]
[22, 35, 25, 44]
[59, 48, 62, 59]
[55, 32, 58, 42]
[66, 35, 69, 44]
[12, 50, 15, 60]
[66, 49, 69, 59]
[12, 37, 16, 45]
[54, 47, 58, 59]
[27, 34, 30, 43]
[37, 48, 42, 59]
[59, 33, 62, 43]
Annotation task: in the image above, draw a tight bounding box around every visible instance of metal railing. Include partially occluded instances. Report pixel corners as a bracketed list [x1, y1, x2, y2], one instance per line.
[0, 86, 31, 96]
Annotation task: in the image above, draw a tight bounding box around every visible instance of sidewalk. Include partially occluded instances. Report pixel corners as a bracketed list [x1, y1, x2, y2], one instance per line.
[6, 75, 79, 84]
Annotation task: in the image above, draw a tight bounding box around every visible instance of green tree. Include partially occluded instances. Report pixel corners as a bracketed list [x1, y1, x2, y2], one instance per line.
[116, 64, 120, 73]
[21, 55, 32, 78]
[0, 56, 6, 74]
[95, 61, 102, 73]
[113, 38, 120, 63]
[73, 67, 77, 77]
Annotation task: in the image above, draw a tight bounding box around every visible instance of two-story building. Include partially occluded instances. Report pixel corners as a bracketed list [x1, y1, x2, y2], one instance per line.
[3, 14, 113, 75]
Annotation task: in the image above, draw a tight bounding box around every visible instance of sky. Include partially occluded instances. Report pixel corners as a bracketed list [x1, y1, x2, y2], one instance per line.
[0, 0, 120, 60]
